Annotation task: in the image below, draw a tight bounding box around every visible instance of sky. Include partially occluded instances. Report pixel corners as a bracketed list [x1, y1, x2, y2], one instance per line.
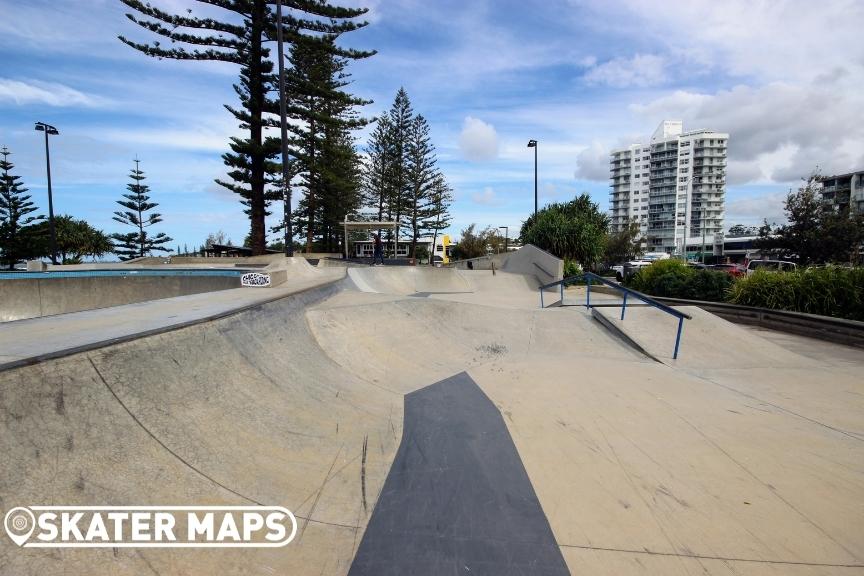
[1, 0, 863, 251]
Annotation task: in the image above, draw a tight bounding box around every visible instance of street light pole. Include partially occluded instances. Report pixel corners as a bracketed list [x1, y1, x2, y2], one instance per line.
[275, 0, 293, 257]
[498, 226, 508, 253]
[35, 122, 59, 264]
[527, 139, 538, 218]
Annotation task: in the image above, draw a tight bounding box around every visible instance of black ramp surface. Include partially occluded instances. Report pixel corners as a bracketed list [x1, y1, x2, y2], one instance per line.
[349, 372, 570, 575]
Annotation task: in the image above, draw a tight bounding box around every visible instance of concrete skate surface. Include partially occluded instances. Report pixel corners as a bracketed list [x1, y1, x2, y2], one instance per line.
[1, 264, 862, 575]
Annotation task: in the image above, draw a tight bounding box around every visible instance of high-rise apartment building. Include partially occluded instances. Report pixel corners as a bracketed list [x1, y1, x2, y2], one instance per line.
[609, 120, 728, 256]
[819, 170, 864, 216]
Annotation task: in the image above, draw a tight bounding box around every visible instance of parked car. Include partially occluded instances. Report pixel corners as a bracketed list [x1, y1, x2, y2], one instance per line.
[612, 260, 653, 282]
[711, 263, 745, 277]
[746, 260, 797, 275]
[641, 251, 671, 262]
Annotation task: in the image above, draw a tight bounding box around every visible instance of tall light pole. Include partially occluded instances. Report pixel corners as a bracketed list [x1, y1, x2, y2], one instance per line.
[498, 226, 508, 253]
[35, 122, 59, 264]
[275, 0, 293, 257]
[527, 139, 538, 218]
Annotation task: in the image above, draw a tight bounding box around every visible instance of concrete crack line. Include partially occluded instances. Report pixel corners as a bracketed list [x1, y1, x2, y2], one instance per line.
[558, 543, 864, 568]
[87, 355, 356, 531]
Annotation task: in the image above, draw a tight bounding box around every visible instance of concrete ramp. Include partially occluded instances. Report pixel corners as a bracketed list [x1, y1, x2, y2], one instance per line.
[593, 304, 864, 438]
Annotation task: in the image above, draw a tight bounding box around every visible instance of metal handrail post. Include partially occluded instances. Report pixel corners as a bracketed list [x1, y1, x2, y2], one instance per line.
[586, 277, 591, 309]
[560, 281, 564, 303]
[621, 292, 628, 320]
[540, 289, 544, 308]
[673, 316, 684, 359]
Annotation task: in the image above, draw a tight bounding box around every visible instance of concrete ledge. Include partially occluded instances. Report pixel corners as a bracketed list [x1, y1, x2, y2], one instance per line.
[652, 297, 864, 349]
[0, 275, 240, 322]
[0, 267, 346, 373]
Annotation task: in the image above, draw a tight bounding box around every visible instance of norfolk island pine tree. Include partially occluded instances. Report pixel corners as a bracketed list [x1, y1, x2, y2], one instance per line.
[0, 146, 43, 269]
[111, 159, 173, 260]
[118, 0, 374, 255]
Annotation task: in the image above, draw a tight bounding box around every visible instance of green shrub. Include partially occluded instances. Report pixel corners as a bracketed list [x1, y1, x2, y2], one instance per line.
[563, 259, 582, 278]
[729, 266, 864, 321]
[629, 259, 691, 290]
[629, 259, 732, 301]
[414, 246, 430, 263]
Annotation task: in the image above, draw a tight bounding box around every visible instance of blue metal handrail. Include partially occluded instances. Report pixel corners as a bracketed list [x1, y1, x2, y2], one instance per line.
[539, 272, 691, 359]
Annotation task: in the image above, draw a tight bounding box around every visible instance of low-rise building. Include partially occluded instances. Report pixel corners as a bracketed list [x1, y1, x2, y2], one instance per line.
[352, 236, 454, 262]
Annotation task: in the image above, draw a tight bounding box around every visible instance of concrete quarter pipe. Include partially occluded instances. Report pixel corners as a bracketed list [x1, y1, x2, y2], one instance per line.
[1, 263, 862, 575]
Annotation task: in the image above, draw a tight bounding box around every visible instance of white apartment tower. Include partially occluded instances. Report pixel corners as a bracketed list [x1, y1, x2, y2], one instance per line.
[609, 120, 728, 256]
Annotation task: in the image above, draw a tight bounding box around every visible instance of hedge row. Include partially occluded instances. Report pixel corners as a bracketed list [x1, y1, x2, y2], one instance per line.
[627, 261, 864, 321]
[628, 259, 733, 302]
[729, 266, 864, 321]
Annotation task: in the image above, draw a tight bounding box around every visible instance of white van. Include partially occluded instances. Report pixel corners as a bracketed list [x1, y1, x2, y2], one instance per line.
[746, 260, 797, 275]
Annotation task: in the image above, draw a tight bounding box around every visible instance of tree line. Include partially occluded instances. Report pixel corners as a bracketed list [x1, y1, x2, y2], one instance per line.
[2, 1, 453, 266]
[119, 0, 374, 256]
[362, 88, 453, 258]
[754, 172, 864, 265]
[0, 149, 172, 267]
[119, 0, 450, 257]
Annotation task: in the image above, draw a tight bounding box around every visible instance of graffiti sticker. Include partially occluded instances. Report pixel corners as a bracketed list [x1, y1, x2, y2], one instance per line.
[241, 273, 272, 288]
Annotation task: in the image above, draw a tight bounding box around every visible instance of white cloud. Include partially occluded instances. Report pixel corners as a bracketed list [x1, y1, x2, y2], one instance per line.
[100, 127, 232, 152]
[630, 78, 864, 183]
[578, 55, 597, 68]
[574, 142, 610, 181]
[583, 54, 666, 88]
[724, 161, 764, 186]
[471, 187, 501, 206]
[0, 78, 109, 108]
[458, 116, 499, 162]
[565, 0, 864, 187]
[725, 191, 788, 227]
[575, 0, 864, 84]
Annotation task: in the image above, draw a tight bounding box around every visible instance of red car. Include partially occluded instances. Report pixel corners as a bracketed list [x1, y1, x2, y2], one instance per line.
[711, 263, 745, 277]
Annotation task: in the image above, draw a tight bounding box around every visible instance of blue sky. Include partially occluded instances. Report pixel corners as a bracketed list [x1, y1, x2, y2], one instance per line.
[2, 0, 863, 251]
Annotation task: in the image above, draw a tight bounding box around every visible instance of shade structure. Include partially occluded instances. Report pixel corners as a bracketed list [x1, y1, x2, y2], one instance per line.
[343, 219, 400, 259]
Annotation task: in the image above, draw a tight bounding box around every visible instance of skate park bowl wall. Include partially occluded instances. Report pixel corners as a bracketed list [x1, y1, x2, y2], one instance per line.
[347, 265, 472, 295]
[0, 257, 330, 322]
[0, 270, 242, 322]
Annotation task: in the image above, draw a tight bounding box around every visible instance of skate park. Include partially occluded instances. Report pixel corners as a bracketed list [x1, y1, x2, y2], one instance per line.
[1, 247, 862, 575]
